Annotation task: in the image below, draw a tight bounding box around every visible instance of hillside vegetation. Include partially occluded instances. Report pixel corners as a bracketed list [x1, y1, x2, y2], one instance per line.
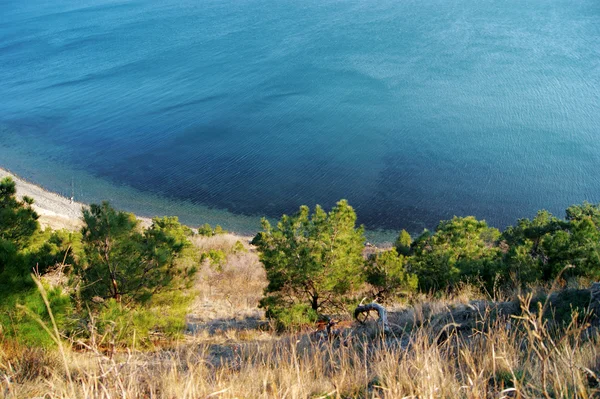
[2, 175, 600, 398]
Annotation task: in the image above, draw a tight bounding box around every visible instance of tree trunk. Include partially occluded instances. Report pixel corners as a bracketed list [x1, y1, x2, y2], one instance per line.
[311, 294, 319, 311]
[111, 278, 121, 303]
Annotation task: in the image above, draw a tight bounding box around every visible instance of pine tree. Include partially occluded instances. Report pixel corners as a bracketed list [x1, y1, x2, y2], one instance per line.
[254, 200, 365, 322]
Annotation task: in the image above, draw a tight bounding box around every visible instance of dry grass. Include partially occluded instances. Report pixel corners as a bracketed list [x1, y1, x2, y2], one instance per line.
[36, 213, 84, 231]
[2, 307, 600, 398]
[3, 289, 600, 398]
[188, 234, 268, 335]
[190, 233, 252, 253]
[3, 238, 600, 398]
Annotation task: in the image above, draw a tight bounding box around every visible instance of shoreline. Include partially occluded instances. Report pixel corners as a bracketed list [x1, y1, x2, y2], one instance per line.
[0, 167, 154, 231]
[1, 167, 86, 231]
[0, 167, 254, 243]
[0, 166, 396, 244]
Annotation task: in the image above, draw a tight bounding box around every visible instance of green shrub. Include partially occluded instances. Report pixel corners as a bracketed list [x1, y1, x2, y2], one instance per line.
[232, 240, 247, 253]
[256, 200, 365, 319]
[25, 229, 82, 275]
[411, 216, 501, 291]
[395, 229, 413, 256]
[94, 290, 192, 347]
[529, 289, 592, 325]
[364, 249, 417, 303]
[197, 223, 214, 236]
[201, 249, 227, 270]
[261, 300, 318, 331]
[197, 223, 228, 237]
[0, 284, 73, 348]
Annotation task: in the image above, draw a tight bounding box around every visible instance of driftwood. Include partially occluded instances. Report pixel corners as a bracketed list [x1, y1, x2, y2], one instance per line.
[354, 303, 390, 332]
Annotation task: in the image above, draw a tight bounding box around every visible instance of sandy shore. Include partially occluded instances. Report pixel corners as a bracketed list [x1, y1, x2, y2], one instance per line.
[0, 167, 86, 230]
[0, 166, 382, 243]
[0, 167, 188, 232]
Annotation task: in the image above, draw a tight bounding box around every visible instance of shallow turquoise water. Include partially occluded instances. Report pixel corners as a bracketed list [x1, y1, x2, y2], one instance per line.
[1, 0, 599, 235]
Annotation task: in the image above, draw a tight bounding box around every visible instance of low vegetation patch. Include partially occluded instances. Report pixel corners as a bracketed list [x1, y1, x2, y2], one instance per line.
[3, 174, 600, 397]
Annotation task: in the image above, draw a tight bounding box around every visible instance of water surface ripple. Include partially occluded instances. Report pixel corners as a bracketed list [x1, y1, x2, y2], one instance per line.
[1, 0, 599, 234]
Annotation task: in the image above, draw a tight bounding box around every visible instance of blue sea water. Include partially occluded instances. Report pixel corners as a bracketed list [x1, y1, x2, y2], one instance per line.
[1, 0, 599, 236]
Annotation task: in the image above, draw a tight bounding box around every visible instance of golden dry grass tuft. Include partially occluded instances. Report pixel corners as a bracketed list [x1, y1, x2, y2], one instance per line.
[4, 236, 600, 398]
[3, 288, 600, 398]
[188, 234, 268, 336]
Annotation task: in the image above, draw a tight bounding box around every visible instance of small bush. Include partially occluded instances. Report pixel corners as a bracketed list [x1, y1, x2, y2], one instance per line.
[232, 240, 247, 253]
[529, 288, 592, 325]
[0, 285, 73, 348]
[197, 223, 227, 237]
[93, 290, 192, 348]
[262, 300, 318, 331]
[197, 223, 214, 236]
[201, 249, 227, 270]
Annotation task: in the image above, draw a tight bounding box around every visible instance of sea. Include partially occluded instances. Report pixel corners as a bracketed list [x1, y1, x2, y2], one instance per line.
[1, 0, 599, 240]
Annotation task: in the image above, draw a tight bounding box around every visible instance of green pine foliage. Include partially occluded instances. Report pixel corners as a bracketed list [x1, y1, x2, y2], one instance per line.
[78, 203, 193, 305]
[395, 229, 413, 256]
[0, 177, 38, 251]
[254, 200, 365, 325]
[253, 201, 600, 326]
[364, 249, 417, 303]
[26, 229, 82, 275]
[197, 223, 227, 236]
[410, 216, 501, 291]
[4, 168, 600, 344]
[0, 183, 199, 347]
[0, 177, 40, 283]
[0, 177, 75, 347]
[501, 204, 600, 285]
